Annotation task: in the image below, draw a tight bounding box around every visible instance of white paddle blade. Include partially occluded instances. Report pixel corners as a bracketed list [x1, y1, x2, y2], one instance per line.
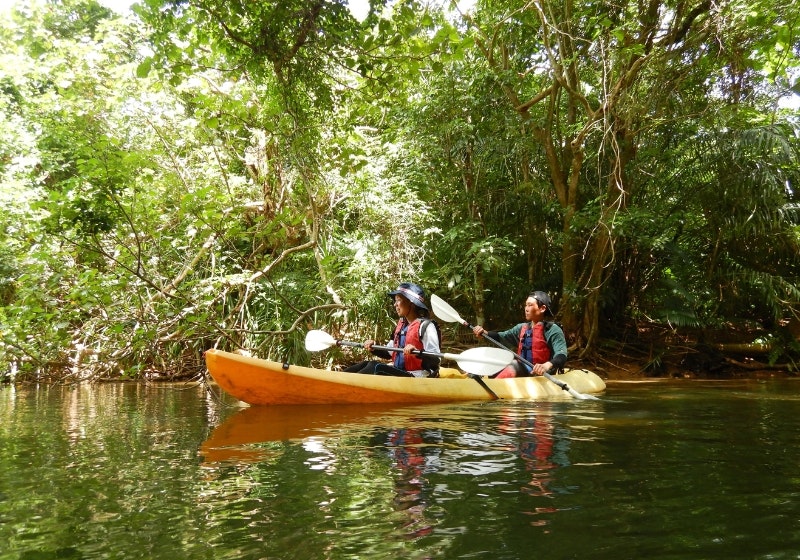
[305, 330, 338, 352]
[451, 346, 515, 376]
[430, 294, 466, 324]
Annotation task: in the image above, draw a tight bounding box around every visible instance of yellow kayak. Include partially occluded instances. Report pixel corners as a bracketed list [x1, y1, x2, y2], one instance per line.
[205, 349, 606, 406]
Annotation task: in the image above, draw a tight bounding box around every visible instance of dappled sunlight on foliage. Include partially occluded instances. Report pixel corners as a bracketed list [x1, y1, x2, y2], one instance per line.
[0, 0, 798, 381]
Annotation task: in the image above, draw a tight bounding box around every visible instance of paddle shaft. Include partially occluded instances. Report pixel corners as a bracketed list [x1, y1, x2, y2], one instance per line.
[468, 372, 500, 400]
[338, 340, 501, 399]
[337, 340, 470, 362]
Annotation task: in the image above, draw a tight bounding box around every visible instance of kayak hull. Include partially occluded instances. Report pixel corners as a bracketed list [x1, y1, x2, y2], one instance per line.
[204, 349, 606, 406]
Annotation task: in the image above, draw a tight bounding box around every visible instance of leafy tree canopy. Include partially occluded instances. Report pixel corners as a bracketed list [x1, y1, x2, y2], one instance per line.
[0, 0, 798, 381]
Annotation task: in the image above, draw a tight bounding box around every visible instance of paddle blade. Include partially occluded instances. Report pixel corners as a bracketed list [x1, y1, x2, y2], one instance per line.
[430, 294, 467, 325]
[452, 346, 515, 376]
[305, 330, 338, 352]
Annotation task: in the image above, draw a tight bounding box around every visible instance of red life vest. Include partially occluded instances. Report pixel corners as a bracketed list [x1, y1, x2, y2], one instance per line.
[392, 318, 425, 371]
[518, 322, 552, 366]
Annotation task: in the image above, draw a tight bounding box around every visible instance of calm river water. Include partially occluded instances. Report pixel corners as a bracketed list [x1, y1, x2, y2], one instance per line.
[1, 377, 799, 559]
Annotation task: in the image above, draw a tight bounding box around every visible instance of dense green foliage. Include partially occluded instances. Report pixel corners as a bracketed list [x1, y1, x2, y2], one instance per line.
[0, 0, 798, 381]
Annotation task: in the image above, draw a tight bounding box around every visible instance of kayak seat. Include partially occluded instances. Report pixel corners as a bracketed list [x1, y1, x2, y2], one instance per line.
[439, 367, 468, 379]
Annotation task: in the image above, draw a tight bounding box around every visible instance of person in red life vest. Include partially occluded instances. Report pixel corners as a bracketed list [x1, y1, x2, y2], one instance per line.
[471, 291, 567, 378]
[344, 282, 441, 378]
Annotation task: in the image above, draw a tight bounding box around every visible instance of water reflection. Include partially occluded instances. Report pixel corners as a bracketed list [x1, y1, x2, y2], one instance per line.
[200, 404, 576, 479]
[379, 427, 438, 538]
[6, 381, 800, 559]
[199, 401, 591, 541]
[498, 410, 557, 497]
[199, 404, 409, 463]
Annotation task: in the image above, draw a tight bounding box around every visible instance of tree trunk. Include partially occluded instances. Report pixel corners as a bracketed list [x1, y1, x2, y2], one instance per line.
[578, 125, 637, 353]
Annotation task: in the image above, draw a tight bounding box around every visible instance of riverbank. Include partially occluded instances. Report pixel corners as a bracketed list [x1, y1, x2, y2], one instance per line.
[575, 327, 797, 381]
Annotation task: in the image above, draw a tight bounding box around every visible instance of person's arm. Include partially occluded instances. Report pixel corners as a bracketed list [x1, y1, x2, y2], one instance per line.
[421, 325, 440, 354]
[483, 324, 522, 349]
[365, 339, 393, 360]
[419, 324, 441, 373]
[544, 324, 568, 370]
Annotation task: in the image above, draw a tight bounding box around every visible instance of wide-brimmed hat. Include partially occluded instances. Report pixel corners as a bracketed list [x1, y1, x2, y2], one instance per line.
[532, 291, 553, 315]
[388, 282, 428, 310]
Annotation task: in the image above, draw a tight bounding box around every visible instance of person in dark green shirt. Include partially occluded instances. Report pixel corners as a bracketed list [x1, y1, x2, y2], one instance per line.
[472, 291, 567, 378]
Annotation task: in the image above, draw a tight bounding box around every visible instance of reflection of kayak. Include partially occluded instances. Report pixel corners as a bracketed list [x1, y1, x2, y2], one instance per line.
[199, 404, 397, 463]
[204, 349, 606, 406]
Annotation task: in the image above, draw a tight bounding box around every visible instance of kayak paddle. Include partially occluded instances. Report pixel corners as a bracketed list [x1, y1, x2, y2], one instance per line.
[430, 294, 600, 400]
[304, 329, 515, 377]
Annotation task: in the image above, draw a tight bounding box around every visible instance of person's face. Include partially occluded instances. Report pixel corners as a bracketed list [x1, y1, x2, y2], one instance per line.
[524, 296, 546, 322]
[394, 295, 414, 318]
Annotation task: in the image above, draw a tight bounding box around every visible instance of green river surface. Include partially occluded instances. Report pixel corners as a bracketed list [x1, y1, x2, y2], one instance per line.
[1, 377, 799, 559]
